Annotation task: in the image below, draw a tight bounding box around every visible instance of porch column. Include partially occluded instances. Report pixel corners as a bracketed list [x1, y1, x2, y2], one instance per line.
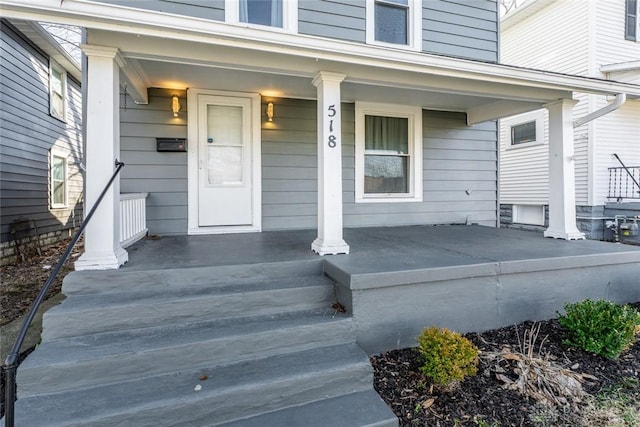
[311, 72, 350, 255]
[75, 45, 128, 270]
[543, 99, 585, 240]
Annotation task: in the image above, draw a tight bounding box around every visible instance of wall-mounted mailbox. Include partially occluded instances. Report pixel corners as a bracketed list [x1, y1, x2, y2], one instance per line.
[156, 138, 187, 152]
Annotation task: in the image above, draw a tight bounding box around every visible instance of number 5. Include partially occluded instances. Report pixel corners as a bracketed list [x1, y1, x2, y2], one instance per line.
[328, 105, 336, 117]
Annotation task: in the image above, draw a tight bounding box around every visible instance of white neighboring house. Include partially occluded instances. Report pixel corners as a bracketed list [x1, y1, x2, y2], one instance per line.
[499, 0, 640, 240]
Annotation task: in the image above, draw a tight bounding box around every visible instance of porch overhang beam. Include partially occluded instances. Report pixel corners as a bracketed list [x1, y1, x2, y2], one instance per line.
[5, 0, 640, 100]
[119, 58, 149, 105]
[466, 100, 547, 125]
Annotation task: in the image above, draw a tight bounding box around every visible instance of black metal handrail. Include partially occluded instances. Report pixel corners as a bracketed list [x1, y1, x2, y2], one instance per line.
[608, 154, 640, 200]
[2, 160, 124, 427]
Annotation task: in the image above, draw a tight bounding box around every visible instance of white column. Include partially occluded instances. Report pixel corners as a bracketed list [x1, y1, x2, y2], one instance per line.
[75, 45, 129, 270]
[311, 72, 350, 255]
[543, 99, 585, 240]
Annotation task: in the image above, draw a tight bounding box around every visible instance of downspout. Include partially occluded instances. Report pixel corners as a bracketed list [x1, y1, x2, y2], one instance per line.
[573, 93, 626, 128]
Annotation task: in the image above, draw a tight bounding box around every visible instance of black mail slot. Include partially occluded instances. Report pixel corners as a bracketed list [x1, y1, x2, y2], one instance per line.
[156, 138, 187, 152]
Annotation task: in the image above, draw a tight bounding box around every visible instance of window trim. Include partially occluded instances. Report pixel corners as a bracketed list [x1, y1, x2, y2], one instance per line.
[366, 0, 422, 51]
[50, 149, 68, 209]
[49, 59, 67, 122]
[503, 110, 545, 150]
[626, 0, 638, 41]
[225, 0, 298, 33]
[355, 102, 423, 203]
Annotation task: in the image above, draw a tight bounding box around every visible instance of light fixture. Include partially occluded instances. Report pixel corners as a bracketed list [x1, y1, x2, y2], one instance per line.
[171, 95, 181, 117]
[266, 101, 274, 122]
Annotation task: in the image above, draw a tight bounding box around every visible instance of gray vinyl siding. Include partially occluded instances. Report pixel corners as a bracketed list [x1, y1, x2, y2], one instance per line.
[119, 88, 188, 235]
[261, 98, 318, 230]
[298, 1, 366, 43]
[343, 108, 497, 227]
[262, 99, 497, 230]
[93, 0, 225, 21]
[422, 0, 498, 62]
[0, 21, 84, 244]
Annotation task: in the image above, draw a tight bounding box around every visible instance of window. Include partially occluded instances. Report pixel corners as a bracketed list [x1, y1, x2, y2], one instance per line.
[355, 102, 422, 203]
[626, 0, 638, 41]
[511, 121, 536, 145]
[49, 60, 67, 121]
[225, 0, 297, 31]
[503, 110, 545, 149]
[50, 151, 68, 208]
[366, 0, 421, 50]
[513, 205, 545, 226]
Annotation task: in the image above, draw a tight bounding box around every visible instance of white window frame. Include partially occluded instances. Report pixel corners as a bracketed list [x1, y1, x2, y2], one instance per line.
[366, 0, 422, 51]
[504, 110, 545, 150]
[49, 59, 67, 121]
[355, 102, 423, 203]
[225, 0, 298, 33]
[626, 0, 638, 41]
[50, 149, 68, 209]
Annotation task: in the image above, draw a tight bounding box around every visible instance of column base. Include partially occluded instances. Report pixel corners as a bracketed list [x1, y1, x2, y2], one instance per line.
[75, 247, 129, 270]
[543, 228, 586, 240]
[311, 238, 350, 255]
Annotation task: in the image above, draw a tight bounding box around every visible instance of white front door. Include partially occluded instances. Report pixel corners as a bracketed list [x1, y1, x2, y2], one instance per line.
[197, 95, 254, 228]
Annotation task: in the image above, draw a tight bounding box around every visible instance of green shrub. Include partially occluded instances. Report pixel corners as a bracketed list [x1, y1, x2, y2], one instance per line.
[416, 327, 479, 386]
[557, 299, 640, 359]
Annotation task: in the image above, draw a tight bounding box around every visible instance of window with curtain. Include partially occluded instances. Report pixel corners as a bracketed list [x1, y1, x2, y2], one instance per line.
[626, 0, 638, 41]
[355, 102, 422, 203]
[51, 152, 67, 208]
[49, 60, 67, 121]
[364, 116, 409, 193]
[374, 0, 409, 45]
[239, 0, 283, 28]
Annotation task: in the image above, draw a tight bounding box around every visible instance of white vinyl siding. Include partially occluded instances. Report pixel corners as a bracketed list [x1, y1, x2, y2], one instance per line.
[592, 99, 640, 205]
[596, 1, 640, 71]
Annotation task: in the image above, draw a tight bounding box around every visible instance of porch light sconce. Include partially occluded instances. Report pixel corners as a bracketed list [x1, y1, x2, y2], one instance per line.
[171, 95, 181, 117]
[266, 101, 274, 122]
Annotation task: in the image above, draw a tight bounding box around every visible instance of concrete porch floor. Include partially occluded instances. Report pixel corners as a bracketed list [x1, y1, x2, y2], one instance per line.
[124, 224, 640, 272]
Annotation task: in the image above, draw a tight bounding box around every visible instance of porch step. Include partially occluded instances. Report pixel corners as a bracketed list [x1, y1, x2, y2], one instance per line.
[19, 309, 354, 395]
[12, 260, 397, 426]
[43, 262, 334, 339]
[14, 343, 377, 427]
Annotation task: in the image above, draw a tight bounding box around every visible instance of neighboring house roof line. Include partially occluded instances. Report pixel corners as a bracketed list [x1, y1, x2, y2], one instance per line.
[7, 18, 81, 81]
[3, 0, 640, 98]
[501, 0, 556, 30]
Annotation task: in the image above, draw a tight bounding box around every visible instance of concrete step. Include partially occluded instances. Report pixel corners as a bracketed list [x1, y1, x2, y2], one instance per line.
[43, 275, 335, 340]
[15, 343, 376, 427]
[19, 309, 353, 396]
[61, 259, 325, 296]
[219, 389, 398, 427]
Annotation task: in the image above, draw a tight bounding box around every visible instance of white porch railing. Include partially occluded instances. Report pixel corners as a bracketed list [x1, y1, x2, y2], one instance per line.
[120, 193, 149, 248]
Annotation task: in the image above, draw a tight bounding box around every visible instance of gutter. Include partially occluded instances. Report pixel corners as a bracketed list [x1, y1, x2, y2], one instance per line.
[573, 93, 626, 128]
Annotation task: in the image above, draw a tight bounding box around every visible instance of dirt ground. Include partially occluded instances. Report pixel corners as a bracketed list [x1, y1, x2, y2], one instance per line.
[1, 237, 80, 327]
[372, 305, 640, 427]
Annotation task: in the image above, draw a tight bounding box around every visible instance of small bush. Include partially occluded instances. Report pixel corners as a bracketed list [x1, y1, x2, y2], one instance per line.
[558, 299, 640, 359]
[416, 327, 479, 386]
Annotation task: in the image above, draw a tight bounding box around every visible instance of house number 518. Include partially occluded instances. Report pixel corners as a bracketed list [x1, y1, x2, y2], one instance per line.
[327, 105, 337, 148]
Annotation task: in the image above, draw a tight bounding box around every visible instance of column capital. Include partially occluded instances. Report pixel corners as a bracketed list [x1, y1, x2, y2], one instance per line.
[543, 98, 579, 110]
[312, 71, 347, 87]
[81, 44, 126, 68]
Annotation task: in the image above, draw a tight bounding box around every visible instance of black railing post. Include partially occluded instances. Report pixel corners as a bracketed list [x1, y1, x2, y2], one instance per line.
[613, 153, 640, 194]
[2, 160, 124, 427]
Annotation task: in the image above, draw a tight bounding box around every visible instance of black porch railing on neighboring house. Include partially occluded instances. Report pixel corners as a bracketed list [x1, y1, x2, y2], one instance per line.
[1, 161, 125, 427]
[608, 154, 640, 201]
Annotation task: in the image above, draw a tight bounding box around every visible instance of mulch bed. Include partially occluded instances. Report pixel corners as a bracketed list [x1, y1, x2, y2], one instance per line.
[372, 302, 640, 426]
